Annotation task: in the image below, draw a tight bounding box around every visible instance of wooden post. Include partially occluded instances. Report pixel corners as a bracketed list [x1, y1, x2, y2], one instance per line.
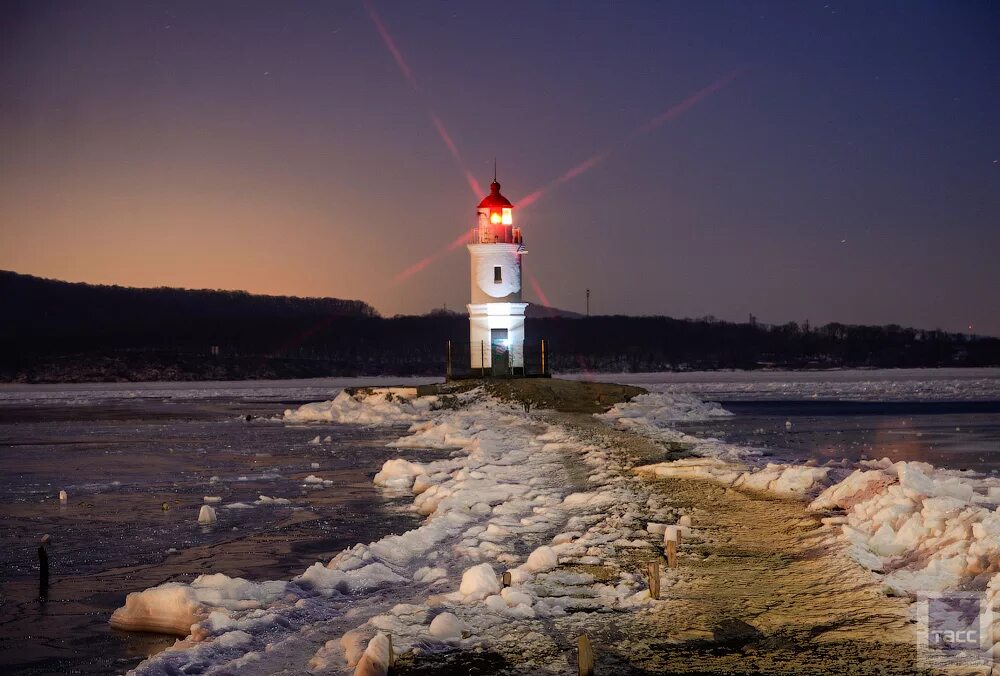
[646, 561, 660, 600]
[501, 571, 512, 588]
[578, 634, 594, 676]
[666, 539, 677, 569]
[541, 339, 546, 375]
[387, 633, 394, 669]
[446, 340, 452, 379]
[481, 340, 485, 378]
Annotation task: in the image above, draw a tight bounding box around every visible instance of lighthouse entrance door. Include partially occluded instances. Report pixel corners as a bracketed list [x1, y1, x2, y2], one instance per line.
[490, 329, 509, 376]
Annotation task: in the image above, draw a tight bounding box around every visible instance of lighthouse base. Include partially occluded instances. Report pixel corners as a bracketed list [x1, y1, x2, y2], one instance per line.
[467, 302, 528, 376]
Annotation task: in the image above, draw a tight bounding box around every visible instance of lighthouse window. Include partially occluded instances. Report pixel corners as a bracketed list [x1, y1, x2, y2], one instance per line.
[501, 208, 513, 225]
[494, 266, 502, 284]
[490, 211, 502, 225]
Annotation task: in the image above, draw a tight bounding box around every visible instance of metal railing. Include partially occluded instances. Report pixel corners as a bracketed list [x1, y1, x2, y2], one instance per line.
[446, 339, 550, 379]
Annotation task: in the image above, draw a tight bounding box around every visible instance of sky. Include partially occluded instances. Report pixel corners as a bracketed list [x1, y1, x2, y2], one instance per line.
[1, 1, 997, 335]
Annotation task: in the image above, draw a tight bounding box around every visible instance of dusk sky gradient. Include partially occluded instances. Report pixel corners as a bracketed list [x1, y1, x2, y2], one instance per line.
[1, 1, 997, 334]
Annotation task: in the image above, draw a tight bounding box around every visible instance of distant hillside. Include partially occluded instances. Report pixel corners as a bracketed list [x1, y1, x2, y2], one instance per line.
[525, 304, 584, 319]
[0, 270, 378, 330]
[2, 270, 998, 382]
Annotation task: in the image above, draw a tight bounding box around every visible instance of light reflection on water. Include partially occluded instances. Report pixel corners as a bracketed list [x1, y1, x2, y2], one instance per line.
[676, 400, 1000, 472]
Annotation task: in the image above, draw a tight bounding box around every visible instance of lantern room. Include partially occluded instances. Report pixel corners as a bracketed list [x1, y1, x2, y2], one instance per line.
[475, 180, 523, 245]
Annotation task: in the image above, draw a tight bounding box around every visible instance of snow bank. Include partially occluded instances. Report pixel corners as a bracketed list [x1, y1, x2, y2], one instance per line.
[599, 391, 732, 427]
[807, 459, 1000, 596]
[282, 388, 437, 425]
[110, 574, 286, 636]
[119, 387, 677, 674]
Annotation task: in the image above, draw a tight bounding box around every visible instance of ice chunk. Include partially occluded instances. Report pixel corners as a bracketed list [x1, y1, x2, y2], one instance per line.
[429, 612, 464, 640]
[523, 545, 558, 573]
[198, 505, 217, 524]
[308, 435, 321, 445]
[459, 563, 500, 598]
[354, 632, 392, 676]
[59, 489, 68, 503]
[373, 458, 427, 490]
[110, 583, 204, 636]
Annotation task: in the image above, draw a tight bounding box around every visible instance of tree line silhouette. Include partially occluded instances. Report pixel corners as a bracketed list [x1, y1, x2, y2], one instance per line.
[2, 270, 997, 382]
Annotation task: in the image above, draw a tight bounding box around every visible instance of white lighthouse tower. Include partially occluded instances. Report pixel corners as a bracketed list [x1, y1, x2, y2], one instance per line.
[467, 173, 527, 375]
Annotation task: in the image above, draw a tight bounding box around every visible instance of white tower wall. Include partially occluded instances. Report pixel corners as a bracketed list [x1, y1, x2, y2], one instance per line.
[466, 179, 528, 375]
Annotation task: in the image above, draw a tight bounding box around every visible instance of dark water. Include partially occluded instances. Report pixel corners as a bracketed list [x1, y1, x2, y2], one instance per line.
[676, 400, 1000, 472]
[0, 397, 442, 675]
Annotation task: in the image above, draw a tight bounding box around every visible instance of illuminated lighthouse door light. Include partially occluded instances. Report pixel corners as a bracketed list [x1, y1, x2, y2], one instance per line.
[468, 174, 527, 376]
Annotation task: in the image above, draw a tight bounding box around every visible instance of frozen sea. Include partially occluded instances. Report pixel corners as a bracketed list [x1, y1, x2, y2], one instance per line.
[0, 377, 441, 674]
[570, 368, 1000, 471]
[1, 369, 999, 674]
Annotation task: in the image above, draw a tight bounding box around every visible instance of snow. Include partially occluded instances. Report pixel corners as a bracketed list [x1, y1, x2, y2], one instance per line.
[115, 377, 1000, 674]
[283, 388, 438, 426]
[115, 385, 683, 673]
[295, 561, 406, 595]
[598, 391, 732, 427]
[110, 574, 286, 636]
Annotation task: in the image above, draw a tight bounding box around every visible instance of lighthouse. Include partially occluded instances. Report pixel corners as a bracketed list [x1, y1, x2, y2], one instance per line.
[467, 174, 527, 375]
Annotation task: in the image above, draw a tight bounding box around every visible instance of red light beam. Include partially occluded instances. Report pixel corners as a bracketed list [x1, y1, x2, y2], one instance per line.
[633, 69, 744, 137]
[364, 0, 482, 199]
[391, 229, 472, 285]
[518, 69, 744, 210]
[431, 113, 484, 197]
[528, 274, 553, 311]
[363, 0, 418, 91]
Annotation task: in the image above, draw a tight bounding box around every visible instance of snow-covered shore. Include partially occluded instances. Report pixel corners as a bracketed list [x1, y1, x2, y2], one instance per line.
[112, 387, 702, 674]
[604, 392, 1000, 659]
[110, 382, 1000, 671]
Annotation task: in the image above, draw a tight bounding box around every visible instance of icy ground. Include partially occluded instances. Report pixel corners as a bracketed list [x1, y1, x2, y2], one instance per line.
[568, 367, 1000, 401]
[111, 377, 1000, 673]
[605, 392, 1000, 662]
[0, 377, 441, 406]
[112, 387, 718, 674]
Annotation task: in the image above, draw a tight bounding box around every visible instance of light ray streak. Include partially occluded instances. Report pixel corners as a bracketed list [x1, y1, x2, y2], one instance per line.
[391, 230, 471, 285]
[518, 69, 743, 209]
[390, 70, 741, 284]
[364, 0, 481, 199]
[363, 0, 417, 91]
[528, 274, 553, 310]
